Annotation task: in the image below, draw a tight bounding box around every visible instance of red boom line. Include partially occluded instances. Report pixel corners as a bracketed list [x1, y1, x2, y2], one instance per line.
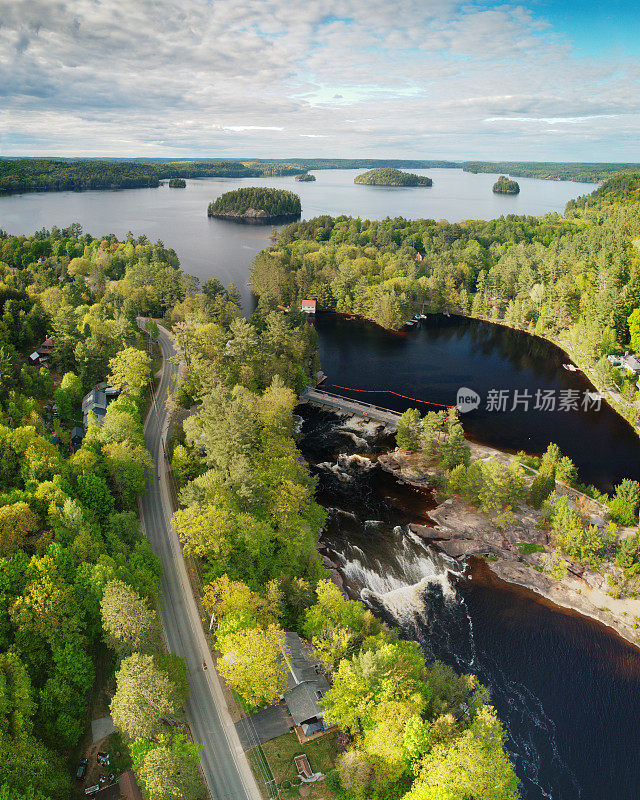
[329, 384, 453, 409]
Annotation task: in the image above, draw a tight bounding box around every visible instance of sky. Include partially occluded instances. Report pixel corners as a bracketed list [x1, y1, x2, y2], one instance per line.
[0, 0, 639, 161]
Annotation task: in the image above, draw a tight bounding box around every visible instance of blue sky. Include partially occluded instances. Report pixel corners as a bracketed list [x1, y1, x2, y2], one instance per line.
[535, 0, 640, 55]
[0, 0, 638, 160]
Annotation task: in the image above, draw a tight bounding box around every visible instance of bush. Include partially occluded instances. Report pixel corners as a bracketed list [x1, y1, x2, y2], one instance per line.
[609, 479, 640, 525]
[324, 769, 342, 792]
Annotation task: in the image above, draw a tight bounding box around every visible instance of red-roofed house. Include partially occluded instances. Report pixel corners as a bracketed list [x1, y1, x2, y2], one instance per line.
[301, 299, 317, 315]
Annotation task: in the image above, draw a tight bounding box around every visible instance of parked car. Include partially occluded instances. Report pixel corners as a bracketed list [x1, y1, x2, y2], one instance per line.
[76, 758, 88, 780]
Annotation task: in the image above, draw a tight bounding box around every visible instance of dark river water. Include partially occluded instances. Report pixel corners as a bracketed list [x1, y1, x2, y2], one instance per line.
[0, 168, 593, 313]
[4, 173, 640, 798]
[315, 312, 640, 491]
[299, 406, 640, 800]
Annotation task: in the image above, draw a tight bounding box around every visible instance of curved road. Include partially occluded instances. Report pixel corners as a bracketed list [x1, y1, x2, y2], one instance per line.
[139, 321, 262, 800]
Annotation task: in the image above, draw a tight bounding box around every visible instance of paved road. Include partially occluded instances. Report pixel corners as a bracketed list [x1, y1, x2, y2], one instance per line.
[138, 321, 262, 800]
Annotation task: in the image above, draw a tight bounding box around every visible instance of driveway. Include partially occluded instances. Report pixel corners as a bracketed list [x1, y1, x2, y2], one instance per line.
[235, 703, 293, 750]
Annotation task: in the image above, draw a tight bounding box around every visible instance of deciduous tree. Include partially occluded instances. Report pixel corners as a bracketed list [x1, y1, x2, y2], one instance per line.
[100, 580, 159, 656]
[111, 653, 183, 741]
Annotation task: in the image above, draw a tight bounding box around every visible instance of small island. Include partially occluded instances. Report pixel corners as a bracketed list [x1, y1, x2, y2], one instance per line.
[354, 167, 432, 186]
[207, 187, 302, 223]
[492, 175, 520, 194]
[168, 178, 186, 188]
[295, 173, 316, 182]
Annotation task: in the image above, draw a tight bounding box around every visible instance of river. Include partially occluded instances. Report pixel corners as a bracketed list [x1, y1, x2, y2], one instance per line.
[3, 170, 639, 798]
[299, 405, 640, 800]
[0, 168, 593, 313]
[314, 312, 640, 491]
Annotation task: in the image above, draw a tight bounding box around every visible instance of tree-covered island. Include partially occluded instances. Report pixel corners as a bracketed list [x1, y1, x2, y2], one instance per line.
[492, 175, 520, 194]
[295, 173, 316, 182]
[354, 167, 433, 186]
[207, 187, 302, 222]
[168, 178, 186, 188]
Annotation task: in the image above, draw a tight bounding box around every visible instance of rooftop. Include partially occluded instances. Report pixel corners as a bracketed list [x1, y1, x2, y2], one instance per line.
[282, 633, 329, 726]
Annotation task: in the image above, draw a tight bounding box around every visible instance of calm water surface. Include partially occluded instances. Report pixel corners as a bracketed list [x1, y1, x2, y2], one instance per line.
[315, 313, 640, 490]
[0, 168, 593, 312]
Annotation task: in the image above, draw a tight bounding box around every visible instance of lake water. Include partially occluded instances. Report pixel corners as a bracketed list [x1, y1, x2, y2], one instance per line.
[4, 169, 640, 798]
[0, 168, 594, 312]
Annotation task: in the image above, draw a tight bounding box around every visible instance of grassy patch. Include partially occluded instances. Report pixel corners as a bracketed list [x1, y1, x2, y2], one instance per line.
[517, 542, 545, 554]
[259, 731, 338, 787]
[103, 731, 133, 776]
[246, 744, 276, 800]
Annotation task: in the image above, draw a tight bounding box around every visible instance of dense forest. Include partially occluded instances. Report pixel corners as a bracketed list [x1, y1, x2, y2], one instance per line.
[2, 158, 639, 196]
[250, 173, 640, 421]
[166, 281, 521, 800]
[295, 173, 316, 182]
[492, 176, 520, 194]
[168, 178, 186, 188]
[207, 187, 302, 219]
[462, 161, 640, 182]
[0, 160, 301, 195]
[0, 226, 211, 798]
[354, 168, 432, 187]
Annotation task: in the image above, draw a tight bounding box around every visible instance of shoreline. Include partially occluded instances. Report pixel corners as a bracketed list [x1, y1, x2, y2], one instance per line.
[377, 445, 640, 649]
[344, 307, 640, 442]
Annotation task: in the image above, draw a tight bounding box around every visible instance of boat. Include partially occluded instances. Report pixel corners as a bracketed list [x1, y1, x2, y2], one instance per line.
[563, 364, 577, 371]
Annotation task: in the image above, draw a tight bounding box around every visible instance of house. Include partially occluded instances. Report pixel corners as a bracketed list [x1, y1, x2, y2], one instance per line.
[70, 426, 84, 447]
[28, 351, 41, 365]
[82, 388, 108, 430]
[91, 771, 143, 800]
[282, 632, 330, 736]
[37, 335, 55, 358]
[621, 354, 640, 375]
[300, 299, 317, 315]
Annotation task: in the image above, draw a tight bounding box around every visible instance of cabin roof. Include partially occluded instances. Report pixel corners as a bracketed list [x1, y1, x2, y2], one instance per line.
[82, 388, 108, 412]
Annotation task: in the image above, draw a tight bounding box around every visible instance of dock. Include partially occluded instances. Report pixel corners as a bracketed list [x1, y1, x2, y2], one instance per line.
[299, 388, 402, 427]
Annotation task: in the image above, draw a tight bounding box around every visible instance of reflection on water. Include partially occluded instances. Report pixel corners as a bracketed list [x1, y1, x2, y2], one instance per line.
[315, 313, 640, 490]
[299, 405, 640, 800]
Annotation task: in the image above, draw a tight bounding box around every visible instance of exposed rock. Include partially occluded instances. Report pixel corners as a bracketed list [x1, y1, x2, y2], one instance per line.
[327, 568, 348, 596]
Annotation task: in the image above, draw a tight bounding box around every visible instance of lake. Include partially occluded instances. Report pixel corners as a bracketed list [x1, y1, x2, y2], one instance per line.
[0, 168, 594, 312]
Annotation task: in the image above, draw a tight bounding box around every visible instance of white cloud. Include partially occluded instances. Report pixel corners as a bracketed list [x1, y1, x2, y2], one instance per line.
[0, 0, 638, 158]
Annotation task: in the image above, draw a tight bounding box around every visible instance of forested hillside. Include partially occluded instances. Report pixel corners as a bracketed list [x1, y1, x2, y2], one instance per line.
[0, 227, 206, 798]
[250, 175, 640, 405]
[207, 187, 301, 218]
[354, 168, 432, 186]
[463, 161, 640, 182]
[0, 160, 301, 195]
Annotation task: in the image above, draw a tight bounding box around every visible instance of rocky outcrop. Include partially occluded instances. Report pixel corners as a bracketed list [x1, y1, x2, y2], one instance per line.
[210, 207, 300, 223]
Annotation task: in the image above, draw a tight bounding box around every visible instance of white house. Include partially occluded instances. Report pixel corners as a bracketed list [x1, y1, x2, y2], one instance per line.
[301, 299, 317, 315]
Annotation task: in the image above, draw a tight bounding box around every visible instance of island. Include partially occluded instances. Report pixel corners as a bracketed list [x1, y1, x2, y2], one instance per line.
[295, 173, 316, 182]
[207, 187, 302, 223]
[168, 178, 186, 188]
[354, 167, 432, 186]
[492, 175, 520, 194]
